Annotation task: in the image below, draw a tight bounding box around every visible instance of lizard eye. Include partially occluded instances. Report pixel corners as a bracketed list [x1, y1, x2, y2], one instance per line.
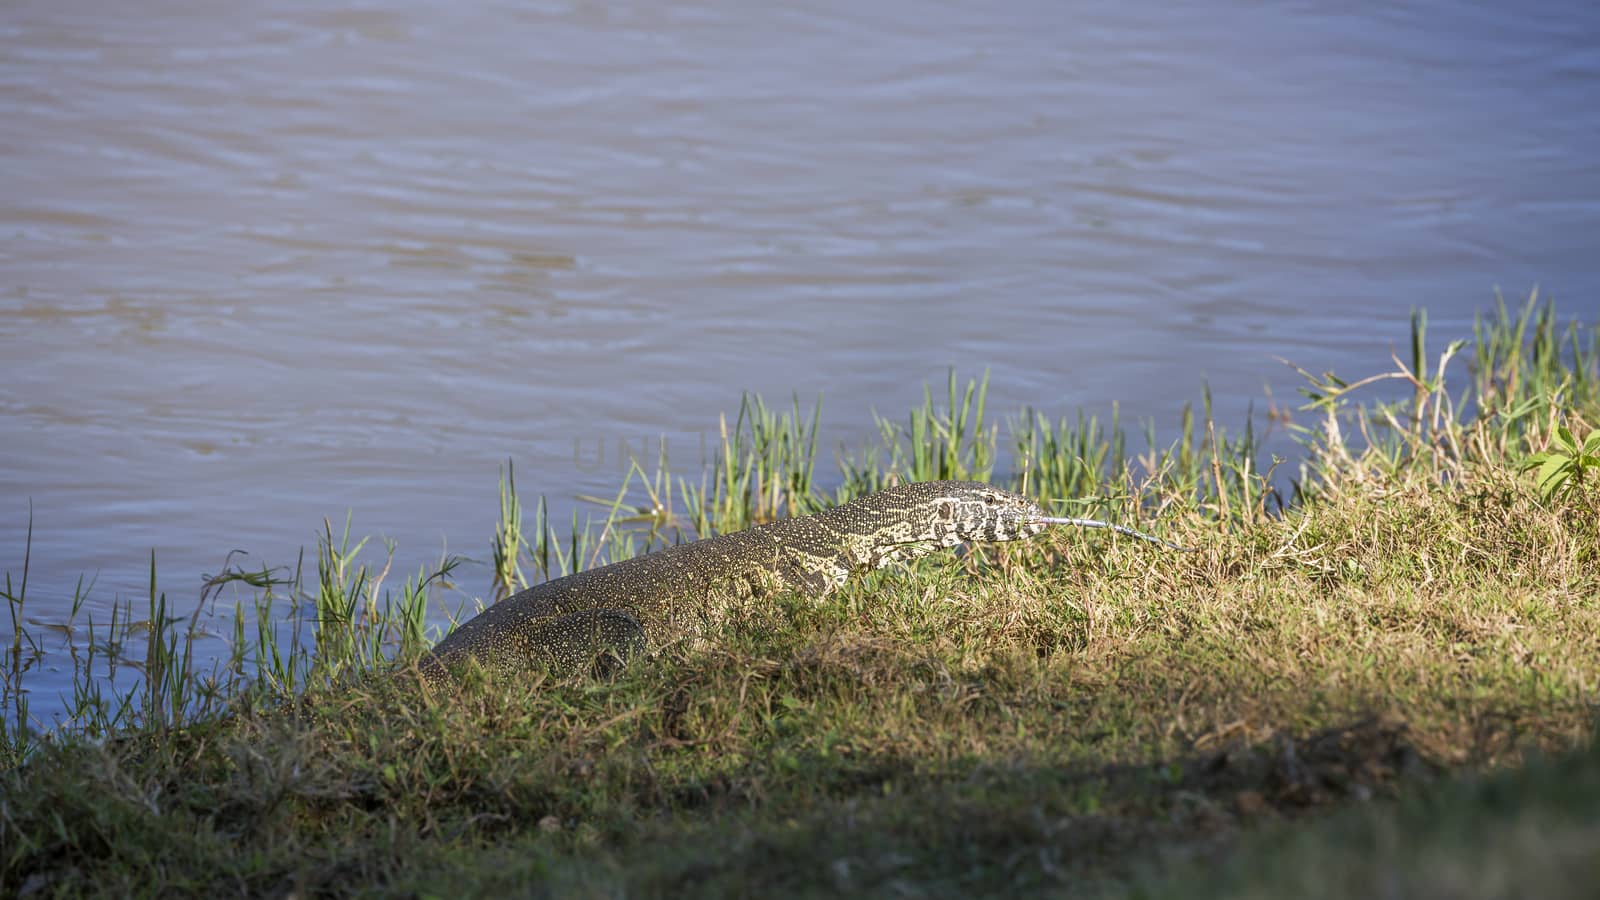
[937, 501, 954, 521]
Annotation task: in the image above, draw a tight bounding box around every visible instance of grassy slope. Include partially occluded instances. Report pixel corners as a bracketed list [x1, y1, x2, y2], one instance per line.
[3, 300, 1598, 897]
[6, 465, 1596, 897]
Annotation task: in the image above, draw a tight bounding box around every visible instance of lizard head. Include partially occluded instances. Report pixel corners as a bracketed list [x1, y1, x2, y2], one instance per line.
[783, 481, 1190, 592]
[829, 480, 1054, 570]
[904, 480, 1052, 546]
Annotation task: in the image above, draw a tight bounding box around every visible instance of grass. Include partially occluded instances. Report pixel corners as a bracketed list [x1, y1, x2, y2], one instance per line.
[1125, 732, 1600, 900]
[2, 293, 1598, 898]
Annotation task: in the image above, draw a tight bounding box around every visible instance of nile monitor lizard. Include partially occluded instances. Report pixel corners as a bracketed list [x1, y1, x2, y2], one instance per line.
[419, 480, 1188, 683]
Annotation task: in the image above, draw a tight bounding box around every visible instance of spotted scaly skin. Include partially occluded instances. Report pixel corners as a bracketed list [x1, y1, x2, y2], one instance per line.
[420, 480, 1052, 683]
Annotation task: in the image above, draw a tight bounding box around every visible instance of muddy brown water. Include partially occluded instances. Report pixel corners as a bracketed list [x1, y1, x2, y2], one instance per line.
[4, 1, 1599, 723]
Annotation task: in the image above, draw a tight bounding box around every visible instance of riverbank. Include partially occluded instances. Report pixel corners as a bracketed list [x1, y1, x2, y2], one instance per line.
[4, 299, 1598, 897]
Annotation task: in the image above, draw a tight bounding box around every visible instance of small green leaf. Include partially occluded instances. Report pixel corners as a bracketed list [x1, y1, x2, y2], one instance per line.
[1520, 452, 1552, 473]
[1583, 431, 1600, 455]
[1555, 425, 1578, 454]
[1535, 456, 1571, 500]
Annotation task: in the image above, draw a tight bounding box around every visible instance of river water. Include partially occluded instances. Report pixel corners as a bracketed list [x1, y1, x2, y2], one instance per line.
[4, 1, 1599, 721]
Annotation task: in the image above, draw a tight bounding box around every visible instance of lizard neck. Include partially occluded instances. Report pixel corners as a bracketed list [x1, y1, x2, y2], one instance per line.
[758, 515, 856, 598]
[800, 499, 948, 584]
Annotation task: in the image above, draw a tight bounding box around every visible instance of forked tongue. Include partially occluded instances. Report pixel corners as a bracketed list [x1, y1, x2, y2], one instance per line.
[1030, 515, 1195, 552]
